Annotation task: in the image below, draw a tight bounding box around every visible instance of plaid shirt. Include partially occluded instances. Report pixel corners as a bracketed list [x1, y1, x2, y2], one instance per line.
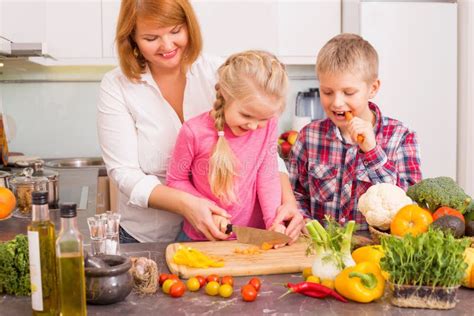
[288, 102, 422, 230]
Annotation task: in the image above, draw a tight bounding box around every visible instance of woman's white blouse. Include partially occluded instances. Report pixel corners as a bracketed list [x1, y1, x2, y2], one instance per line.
[97, 55, 287, 243]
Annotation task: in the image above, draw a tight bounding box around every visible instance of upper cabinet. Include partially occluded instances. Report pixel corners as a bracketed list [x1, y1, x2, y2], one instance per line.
[192, 0, 340, 64]
[1, 0, 340, 66]
[45, 1, 102, 59]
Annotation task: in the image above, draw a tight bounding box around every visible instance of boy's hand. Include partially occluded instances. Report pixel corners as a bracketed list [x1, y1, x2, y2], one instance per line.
[347, 116, 376, 152]
[212, 214, 231, 236]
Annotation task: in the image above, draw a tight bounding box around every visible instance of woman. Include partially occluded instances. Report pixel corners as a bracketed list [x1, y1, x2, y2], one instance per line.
[97, 0, 304, 243]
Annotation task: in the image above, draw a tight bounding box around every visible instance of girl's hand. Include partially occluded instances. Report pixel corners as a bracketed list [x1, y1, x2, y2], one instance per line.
[181, 195, 231, 241]
[271, 201, 305, 245]
[270, 223, 288, 249]
[212, 214, 231, 235]
[347, 116, 376, 152]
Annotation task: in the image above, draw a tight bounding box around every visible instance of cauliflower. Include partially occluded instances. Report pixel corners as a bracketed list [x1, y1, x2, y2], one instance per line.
[358, 183, 413, 230]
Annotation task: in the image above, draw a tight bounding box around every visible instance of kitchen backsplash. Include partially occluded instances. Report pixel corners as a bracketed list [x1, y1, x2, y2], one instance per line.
[0, 65, 318, 158]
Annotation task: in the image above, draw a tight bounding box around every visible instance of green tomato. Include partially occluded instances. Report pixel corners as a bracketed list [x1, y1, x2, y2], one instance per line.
[218, 284, 233, 298]
[205, 281, 220, 296]
[186, 277, 201, 292]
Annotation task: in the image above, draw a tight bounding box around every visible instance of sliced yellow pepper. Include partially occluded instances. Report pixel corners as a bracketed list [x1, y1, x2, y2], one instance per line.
[335, 261, 385, 303]
[173, 246, 224, 268]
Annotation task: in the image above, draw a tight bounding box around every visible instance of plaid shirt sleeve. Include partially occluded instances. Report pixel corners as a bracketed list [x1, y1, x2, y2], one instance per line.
[288, 130, 311, 218]
[361, 129, 422, 191]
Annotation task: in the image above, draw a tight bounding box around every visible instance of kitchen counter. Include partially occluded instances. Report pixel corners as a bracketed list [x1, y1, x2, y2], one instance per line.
[1, 241, 474, 315]
[0, 167, 100, 242]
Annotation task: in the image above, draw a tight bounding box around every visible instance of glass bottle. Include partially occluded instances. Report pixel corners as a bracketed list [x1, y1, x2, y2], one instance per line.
[27, 191, 59, 315]
[56, 203, 87, 316]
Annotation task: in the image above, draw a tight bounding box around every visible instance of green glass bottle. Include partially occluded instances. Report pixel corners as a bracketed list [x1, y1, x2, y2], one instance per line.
[27, 191, 59, 315]
[56, 203, 87, 316]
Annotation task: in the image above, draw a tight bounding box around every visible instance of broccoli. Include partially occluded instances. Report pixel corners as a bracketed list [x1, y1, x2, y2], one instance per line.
[0, 234, 31, 296]
[406, 177, 471, 213]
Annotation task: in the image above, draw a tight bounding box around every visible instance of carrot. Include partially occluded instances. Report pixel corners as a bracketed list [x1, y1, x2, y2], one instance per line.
[344, 111, 364, 143]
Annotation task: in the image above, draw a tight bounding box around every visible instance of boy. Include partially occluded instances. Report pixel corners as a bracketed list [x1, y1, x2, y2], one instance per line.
[288, 34, 422, 229]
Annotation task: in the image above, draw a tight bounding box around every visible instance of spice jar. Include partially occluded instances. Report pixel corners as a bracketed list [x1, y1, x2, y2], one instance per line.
[32, 160, 59, 209]
[9, 168, 48, 217]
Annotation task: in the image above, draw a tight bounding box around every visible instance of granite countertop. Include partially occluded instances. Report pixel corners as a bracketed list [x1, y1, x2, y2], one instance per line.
[1, 242, 474, 315]
[1, 169, 474, 314]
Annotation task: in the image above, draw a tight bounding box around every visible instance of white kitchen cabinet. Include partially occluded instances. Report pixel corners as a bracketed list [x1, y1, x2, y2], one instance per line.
[344, 1, 457, 180]
[277, 1, 340, 64]
[0, 0, 46, 43]
[45, 0, 102, 59]
[193, 0, 340, 64]
[102, 0, 121, 58]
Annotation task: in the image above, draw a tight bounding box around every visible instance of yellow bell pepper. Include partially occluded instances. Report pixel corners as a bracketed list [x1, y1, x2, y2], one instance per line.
[462, 247, 474, 288]
[334, 261, 385, 303]
[352, 245, 389, 280]
[173, 246, 224, 268]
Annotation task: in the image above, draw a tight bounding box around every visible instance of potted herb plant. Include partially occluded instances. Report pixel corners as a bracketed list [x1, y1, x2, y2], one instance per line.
[380, 228, 469, 309]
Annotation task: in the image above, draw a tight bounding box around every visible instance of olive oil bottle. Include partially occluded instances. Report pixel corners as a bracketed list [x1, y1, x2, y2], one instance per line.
[56, 203, 86, 316]
[27, 191, 59, 315]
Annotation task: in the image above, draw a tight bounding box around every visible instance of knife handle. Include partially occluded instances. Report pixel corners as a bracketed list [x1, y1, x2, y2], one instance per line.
[225, 224, 233, 235]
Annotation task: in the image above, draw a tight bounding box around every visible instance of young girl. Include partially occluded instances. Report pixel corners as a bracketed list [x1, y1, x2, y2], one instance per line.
[166, 50, 288, 241]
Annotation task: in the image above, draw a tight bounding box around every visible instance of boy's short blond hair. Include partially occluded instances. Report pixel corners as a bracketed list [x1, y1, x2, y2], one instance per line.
[316, 33, 378, 83]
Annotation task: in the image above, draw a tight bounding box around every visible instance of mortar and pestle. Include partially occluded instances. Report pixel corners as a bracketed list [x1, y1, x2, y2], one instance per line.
[84, 253, 133, 305]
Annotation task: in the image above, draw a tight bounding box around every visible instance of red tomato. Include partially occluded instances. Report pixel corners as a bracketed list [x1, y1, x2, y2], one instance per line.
[248, 277, 261, 292]
[158, 273, 169, 286]
[433, 207, 465, 223]
[241, 284, 257, 302]
[195, 275, 206, 288]
[168, 274, 180, 281]
[206, 274, 220, 284]
[221, 276, 234, 287]
[170, 281, 186, 298]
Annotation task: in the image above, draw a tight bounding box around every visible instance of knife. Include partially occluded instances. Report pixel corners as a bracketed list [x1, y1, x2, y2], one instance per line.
[225, 224, 291, 246]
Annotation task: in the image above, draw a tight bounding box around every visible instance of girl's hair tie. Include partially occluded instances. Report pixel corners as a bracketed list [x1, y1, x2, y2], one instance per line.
[217, 131, 224, 137]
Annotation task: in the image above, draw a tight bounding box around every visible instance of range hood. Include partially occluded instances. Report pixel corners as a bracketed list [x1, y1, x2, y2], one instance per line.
[0, 41, 54, 59]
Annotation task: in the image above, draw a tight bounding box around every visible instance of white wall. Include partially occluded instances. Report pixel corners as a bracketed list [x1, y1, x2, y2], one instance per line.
[0, 65, 318, 158]
[457, 0, 474, 196]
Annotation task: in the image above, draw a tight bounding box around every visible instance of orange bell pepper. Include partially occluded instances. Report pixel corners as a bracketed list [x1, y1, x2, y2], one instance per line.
[390, 204, 433, 237]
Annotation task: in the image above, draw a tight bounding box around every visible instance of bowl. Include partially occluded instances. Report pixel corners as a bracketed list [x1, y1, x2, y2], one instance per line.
[85, 254, 133, 305]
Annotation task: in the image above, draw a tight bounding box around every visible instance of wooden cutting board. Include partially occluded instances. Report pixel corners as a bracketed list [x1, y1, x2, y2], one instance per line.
[165, 240, 315, 278]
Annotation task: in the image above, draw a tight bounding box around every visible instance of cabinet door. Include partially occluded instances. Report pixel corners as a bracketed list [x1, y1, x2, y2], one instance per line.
[45, 0, 102, 59]
[277, 0, 340, 63]
[0, 0, 46, 43]
[102, 0, 121, 58]
[192, 0, 278, 57]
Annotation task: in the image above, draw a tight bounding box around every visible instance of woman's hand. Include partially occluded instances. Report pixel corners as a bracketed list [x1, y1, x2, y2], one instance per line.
[271, 201, 305, 245]
[181, 195, 231, 241]
[212, 214, 231, 235]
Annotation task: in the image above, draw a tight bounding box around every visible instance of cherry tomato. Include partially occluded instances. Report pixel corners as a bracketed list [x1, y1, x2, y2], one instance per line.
[306, 275, 320, 284]
[168, 274, 180, 281]
[205, 281, 220, 296]
[186, 277, 201, 292]
[158, 273, 169, 286]
[241, 284, 257, 302]
[221, 276, 234, 287]
[302, 267, 312, 280]
[162, 279, 178, 294]
[218, 284, 233, 298]
[170, 281, 186, 298]
[321, 279, 335, 289]
[206, 274, 220, 284]
[248, 277, 261, 292]
[433, 207, 465, 223]
[195, 275, 206, 288]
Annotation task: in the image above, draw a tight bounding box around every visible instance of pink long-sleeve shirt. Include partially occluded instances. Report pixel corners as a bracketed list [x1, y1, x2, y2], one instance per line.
[166, 111, 282, 240]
